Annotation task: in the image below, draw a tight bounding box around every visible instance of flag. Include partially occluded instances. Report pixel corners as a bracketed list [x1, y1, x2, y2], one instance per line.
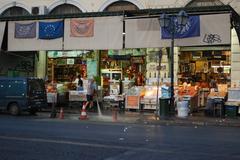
[161, 16, 200, 39]
[39, 21, 63, 39]
[70, 19, 94, 37]
[15, 22, 36, 38]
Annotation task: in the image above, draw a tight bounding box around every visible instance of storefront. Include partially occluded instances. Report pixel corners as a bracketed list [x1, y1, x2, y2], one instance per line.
[1, 5, 239, 117]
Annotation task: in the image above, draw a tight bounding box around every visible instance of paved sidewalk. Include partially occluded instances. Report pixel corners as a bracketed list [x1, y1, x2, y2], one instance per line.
[39, 107, 240, 127]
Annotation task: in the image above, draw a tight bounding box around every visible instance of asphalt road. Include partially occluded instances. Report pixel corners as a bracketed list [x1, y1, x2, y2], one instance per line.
[0, 114, 240, 160]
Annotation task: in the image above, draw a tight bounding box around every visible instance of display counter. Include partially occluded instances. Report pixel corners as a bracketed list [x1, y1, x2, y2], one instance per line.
[178, 86, 199, 112]
[69, 90, 87, 102]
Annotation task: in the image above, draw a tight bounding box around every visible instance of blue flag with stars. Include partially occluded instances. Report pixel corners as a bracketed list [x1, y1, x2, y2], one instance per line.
[39, 21, 63, 39]
[161, 16, 200, 39]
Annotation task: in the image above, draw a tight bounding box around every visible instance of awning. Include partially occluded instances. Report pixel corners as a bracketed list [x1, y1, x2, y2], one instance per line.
[0, 22, 6, 48]
[179, 46, 231, 51]
[125, 13, 231, 48]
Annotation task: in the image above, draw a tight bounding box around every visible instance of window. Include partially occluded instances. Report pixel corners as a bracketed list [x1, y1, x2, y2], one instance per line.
[49, 4, 82, 15]
[104, 1, 139, 12]
[186, 0, 224, 7]
[1, 7, 30, 16]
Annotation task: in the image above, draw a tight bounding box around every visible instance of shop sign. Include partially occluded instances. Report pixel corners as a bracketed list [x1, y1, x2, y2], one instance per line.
[132, 49, 145, 56]
[67, 58, 74, 65]
[131, 57, 144, 64]
[192, 52, 201, 60]
[108, 49, 133, 56]
[48, 51, 89, 58]
[109, 55, 131, 60]
[56, 59, 66, 65]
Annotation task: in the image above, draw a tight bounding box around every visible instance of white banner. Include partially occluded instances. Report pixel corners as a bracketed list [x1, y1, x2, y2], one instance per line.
[8, 20, 63, 51]
[64, 16, 123, 50]
[125, 13, 231, 48]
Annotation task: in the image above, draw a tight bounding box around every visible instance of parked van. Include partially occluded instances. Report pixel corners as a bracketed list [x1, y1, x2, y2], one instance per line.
[0, 77, 47, 115]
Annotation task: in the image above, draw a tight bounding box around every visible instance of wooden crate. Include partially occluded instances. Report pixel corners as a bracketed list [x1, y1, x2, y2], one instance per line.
[125, 95, 140, 109]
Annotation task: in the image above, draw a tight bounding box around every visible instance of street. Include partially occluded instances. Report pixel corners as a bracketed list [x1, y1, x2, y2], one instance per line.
[0, 114, 240, 160]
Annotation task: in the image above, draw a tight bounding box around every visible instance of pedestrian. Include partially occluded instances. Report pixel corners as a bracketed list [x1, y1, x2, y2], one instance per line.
[83, 77, 96, 110]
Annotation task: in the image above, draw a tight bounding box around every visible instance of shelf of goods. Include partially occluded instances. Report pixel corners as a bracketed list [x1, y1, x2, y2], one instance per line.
[140, 98, 157, 110]
[103, 95, 124, 109]
[140, 86, 164, 110]
[69, 90, 87, 102]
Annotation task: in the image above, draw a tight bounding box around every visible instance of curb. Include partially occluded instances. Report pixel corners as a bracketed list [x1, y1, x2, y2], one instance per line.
[38, 111, 240, 128]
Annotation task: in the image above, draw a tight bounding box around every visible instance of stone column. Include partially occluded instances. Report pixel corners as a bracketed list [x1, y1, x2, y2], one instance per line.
[231, 29, 240, 87]
[35, 51, 47, 79]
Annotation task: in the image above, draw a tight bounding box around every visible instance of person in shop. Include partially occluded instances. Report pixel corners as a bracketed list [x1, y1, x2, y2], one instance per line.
[205, 76, 219, 116]
[77, 75, 83, 91]
[209, 76, 218, 92]
[83, 77, 96, 110]
[73, 75, 83, 90]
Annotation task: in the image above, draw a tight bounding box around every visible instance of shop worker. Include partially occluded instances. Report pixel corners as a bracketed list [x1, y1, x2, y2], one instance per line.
[83, 77, 96, 110]
[209, 76, 218, 92]
[73, 75, 82, 90]
[77, 75, 83, 91]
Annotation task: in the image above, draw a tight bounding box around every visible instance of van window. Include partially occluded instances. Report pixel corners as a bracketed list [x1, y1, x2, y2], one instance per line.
[28, 79, 44, 92]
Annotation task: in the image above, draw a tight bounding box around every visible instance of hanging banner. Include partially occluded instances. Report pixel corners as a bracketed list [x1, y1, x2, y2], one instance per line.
[39, 21, 64, 39]
[64, 16, 123, 50]
[125, 13, 230, 48]
[70, 19, 94, 37]
[161, 16, 200, 39]
[8, 20, 63, 51]
[15, 22, 36, 38]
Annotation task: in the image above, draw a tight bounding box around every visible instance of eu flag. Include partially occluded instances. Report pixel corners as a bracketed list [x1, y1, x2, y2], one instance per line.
[39, 21, 63, 39]
[161, 16, 200, 39]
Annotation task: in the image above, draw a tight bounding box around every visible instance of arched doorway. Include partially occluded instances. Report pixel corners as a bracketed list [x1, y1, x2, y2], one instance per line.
[103, 1, 139, 12]
[1, 6, 30, 16]
[186, 0, 224, 7]
[49, 4, 82, 15]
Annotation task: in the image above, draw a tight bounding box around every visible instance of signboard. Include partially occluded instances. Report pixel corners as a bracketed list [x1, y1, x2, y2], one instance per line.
[131, 57, 144, 64]
[67, 58, 74, 65]
[125, 95, 139, 109]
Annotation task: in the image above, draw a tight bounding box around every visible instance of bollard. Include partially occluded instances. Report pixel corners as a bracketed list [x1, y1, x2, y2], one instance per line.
[50, 95, 57, 118]
[59, 107, 64, 119]
[112, 107, 118, 122]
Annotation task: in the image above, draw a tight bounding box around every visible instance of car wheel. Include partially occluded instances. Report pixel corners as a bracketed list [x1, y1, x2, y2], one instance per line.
[9, 103, 20, 116]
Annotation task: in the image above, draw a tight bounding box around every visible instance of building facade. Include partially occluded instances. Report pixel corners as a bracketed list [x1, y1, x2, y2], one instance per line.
[0, 0, 239, 88]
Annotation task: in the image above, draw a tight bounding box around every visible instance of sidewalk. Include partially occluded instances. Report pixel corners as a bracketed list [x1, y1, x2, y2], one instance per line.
[40, 107, 240, 127]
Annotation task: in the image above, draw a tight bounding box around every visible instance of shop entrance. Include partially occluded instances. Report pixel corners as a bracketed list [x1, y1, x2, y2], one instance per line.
[178, 49, 231, 111]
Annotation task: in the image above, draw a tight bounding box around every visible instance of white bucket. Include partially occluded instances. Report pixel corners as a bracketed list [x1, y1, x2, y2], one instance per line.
[177, 101, 189, 118]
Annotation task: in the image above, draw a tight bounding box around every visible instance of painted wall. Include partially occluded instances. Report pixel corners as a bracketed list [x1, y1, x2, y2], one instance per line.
[0, 0, 240, 14]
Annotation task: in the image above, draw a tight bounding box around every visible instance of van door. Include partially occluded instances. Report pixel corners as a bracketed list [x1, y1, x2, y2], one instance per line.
[0, 79, 26, 110]
[0, 80, 8, 109]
